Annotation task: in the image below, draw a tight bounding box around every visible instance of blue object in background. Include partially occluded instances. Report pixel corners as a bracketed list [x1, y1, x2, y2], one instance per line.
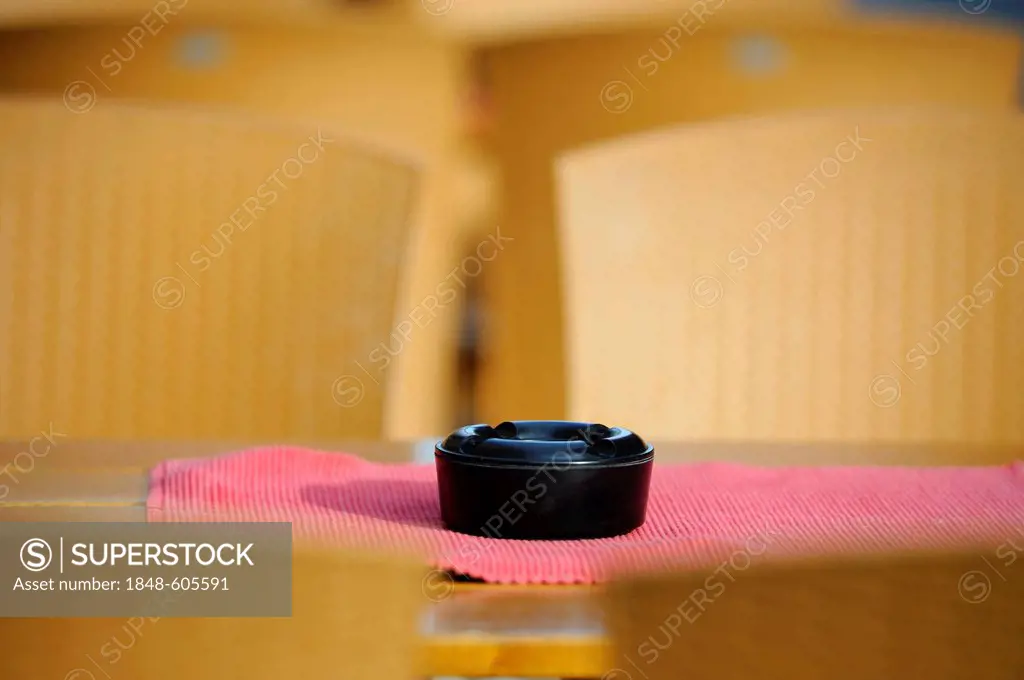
[177, 32, 227, 69]
[853, 0, 1024, 23]
[732, 36, 787, 76]
[854, 0, 1024, 108]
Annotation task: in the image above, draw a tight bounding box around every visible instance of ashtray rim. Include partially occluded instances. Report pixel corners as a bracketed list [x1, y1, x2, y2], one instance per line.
[435, 420, 655, 469]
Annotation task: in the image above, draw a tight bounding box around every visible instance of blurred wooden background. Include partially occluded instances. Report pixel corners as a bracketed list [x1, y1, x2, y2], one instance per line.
[0, 0, 1020, 441]
[0, 17, 477, 440]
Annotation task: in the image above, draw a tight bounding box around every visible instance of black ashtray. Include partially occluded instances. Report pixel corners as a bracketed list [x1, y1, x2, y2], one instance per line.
[435, 420, 654, 540]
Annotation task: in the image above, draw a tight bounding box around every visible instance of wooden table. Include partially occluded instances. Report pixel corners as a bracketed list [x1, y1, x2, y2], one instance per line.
[1, 439, 1019, 677]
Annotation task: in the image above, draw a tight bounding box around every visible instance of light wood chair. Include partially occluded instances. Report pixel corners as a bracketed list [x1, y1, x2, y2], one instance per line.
[0, 97, 418, 439]
[605, 548, 1024, 679]
[3, 547, 424, 679]
[556, 109, 1024, 443]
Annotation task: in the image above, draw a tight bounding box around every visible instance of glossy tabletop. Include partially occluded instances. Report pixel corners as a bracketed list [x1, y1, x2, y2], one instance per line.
[1, 438, 1019, 677]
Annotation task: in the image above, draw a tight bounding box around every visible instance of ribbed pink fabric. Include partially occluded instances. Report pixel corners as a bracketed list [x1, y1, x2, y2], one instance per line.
[147, 447, 1024, 584]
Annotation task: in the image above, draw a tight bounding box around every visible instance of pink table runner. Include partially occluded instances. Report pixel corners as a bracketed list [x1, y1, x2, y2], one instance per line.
[147, 446, 1024, 584]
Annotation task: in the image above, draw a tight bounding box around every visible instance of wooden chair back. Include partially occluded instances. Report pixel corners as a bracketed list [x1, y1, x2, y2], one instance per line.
[0, 98, 418, 439]
[556, 109, 1024, 442]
